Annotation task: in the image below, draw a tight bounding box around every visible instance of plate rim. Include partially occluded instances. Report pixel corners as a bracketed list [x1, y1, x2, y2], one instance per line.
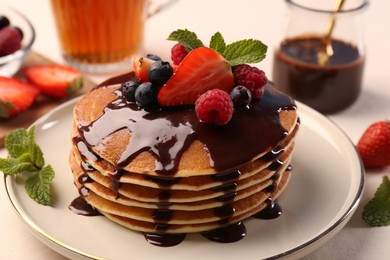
[3, 97, 365, 260]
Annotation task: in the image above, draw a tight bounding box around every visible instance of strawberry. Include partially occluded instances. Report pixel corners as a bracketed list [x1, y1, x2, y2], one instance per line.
[23, 65, 83, 98]
[0, 26, 22, 57]
[133, 55, 154, 82]
[158, 47, 234, 106]
[0, 77, 40, 118]
[357, 120, 390, 168]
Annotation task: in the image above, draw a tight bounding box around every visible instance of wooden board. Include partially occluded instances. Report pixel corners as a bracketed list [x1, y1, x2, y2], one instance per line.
[0, 51, 96, 147]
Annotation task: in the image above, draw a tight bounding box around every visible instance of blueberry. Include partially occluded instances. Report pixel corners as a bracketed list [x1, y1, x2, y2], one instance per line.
[148, 60, 173, 86]
[135, 82, 159, 107]
[0, 16, 10, 30]
[146, 54, 161, 61]
[230, 86, 252, 108]
[122, 80, 140, 102]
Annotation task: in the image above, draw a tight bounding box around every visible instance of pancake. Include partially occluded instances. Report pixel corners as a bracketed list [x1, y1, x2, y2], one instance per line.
[69, 71, 299, 241]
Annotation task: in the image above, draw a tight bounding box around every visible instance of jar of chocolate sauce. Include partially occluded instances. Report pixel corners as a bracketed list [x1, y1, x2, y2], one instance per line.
[272, 0, 369, 114]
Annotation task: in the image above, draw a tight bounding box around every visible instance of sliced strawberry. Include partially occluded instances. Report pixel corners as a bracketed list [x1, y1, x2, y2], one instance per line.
[0, 77, 40, 118]
[23, 65, 83, 98]
[158, 47, 234, 106]
[133, 56, 154, 82]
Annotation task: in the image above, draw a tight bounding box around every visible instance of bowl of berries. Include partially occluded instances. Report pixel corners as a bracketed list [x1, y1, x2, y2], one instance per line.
[0, 4, 35, 77]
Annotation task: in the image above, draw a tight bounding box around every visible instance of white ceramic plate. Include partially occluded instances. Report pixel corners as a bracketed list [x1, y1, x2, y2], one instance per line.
[4, 98, 364, 260]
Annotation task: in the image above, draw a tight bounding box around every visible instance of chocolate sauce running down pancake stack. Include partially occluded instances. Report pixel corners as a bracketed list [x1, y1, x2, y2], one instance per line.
[69, 72, 299, 240]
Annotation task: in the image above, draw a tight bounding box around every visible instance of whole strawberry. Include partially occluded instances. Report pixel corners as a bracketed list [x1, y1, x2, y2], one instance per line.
[357, 120, 390, 168]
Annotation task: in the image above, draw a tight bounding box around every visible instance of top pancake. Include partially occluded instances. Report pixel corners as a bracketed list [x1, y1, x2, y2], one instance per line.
[72, 73, 298, 177]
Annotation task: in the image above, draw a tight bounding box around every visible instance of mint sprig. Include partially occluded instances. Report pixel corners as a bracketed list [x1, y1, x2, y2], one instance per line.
[167, 29, 268, 67]
[0, 127, 54, 205]
[362, 176, 390, 227]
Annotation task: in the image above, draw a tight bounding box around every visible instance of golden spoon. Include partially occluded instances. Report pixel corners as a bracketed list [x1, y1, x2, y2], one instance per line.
[317, 0, 347, 65]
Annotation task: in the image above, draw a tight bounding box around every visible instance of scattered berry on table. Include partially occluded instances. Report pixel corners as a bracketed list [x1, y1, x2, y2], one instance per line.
[233, 64, 267, 98]
[357, 120, 390, 168]
[23, 64, 83, 98]
[148, 60, 173, 86]
[135, 82, 159, 107]
[0, 26, 22, 57]
[122, 80, 140, 102]
[171, 43, 188, 65]
[158, 47, 234, 106]
[230, 85, 252, 108]
[0, 15, 10, 30]
[0, 77, 40, 118]
[195, 89, 234, 126]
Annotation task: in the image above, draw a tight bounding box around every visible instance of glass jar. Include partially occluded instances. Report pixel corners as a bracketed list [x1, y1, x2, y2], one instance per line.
[272, 0, 369, 114]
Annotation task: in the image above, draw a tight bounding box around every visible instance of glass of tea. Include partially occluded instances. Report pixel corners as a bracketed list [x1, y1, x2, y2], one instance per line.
[272, 0, 369, 114]
[50, 0, 177, 74]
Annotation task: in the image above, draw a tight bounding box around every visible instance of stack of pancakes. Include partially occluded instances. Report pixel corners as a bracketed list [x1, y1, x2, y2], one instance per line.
[69, 73, 299, 234]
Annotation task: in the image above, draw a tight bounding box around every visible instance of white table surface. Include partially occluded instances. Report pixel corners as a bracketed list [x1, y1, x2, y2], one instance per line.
[1, 0, 389, 259]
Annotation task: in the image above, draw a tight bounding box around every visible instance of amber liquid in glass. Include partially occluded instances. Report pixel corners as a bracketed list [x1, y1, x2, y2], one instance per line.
[51, 0, 145, 65]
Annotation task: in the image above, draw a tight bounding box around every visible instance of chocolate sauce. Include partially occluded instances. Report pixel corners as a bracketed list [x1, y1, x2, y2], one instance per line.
[143, 232, 186, 247]
[273, 36, 365, 113]
[69, 196, 101, 216]
[253, 198, 282, 220]
[201, 221, 246, 243]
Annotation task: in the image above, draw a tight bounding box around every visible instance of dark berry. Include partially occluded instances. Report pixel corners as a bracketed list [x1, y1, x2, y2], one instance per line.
[148, 60, 173, 86]
[0, 26, 22, 56]
[195, 89, 234, 126]
[146, 54, 161, 61]
[13, 26, 23, 40]
[0, 16, 10, 30]
[122, 80, 140, 102]
[230, 86, 252, 108]
[135, 82, 159, 107]
[171, 43, 188, 65]
[233, 64, 268, 98]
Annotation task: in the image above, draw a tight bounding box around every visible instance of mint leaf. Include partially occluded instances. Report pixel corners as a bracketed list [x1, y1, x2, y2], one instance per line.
[209, 32, 226, 54]
[25, 165, 54, 206]
[0, 128, 55, 206]
[0, 158, 37, 175]
[167, 29, 204, 52]
[5, 127, 44, 168]
[362, 176, 390, 227]
[223, 39, 267, 67]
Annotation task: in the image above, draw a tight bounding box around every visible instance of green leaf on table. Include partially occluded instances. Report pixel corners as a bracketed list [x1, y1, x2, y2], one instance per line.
[0, 127, 55, 206]
[362, 176, 390, 227]
[25, 165, 55, 206]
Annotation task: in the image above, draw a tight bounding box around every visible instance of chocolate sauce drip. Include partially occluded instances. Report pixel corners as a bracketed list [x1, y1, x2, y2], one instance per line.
[143, 232, 186, 247]
[78, 173, 94, 184]
[253, 199, 282, 219]
[77, 74, 295, 175]
[262, 145, 285, 161]
[110, 169, 124, 193]
[201, 221, 246, 243]
[69, 196, 101, 216]
[145, 175, 181, 188]
[267, 159, 284, 171]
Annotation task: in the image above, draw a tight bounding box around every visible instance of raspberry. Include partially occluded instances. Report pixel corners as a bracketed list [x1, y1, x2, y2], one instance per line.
[195, 89, 234, 126]
[233, 64, 268, 98]
[171, 43, 188, 65]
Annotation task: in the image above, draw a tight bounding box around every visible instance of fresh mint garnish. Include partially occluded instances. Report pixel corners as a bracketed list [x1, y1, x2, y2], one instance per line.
[0, 100, 14, 119]
[167, 29, 204, 52]
[168, 29, 268, 67]
[362, 176, 390, 227]
[209, 32, 226, 54]
[0, 127, 55, 205]
[223, 39, 267, 67]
